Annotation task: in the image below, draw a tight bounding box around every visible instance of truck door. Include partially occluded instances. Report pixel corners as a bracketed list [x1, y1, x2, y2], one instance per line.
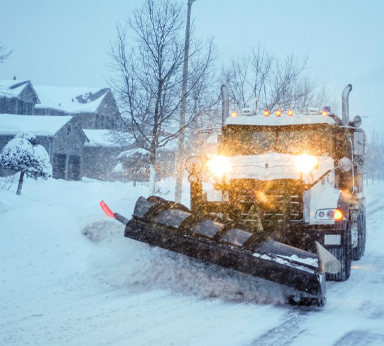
[335, 131, 353, 192]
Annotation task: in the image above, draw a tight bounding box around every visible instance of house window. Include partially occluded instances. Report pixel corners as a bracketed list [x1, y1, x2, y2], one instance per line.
[67, 125, 71, 136]
[27, 102, 33, 115]
[19, 101, 24, 114]
[53, 154, 67, 180]
[9, 98, 16, 113]
[68, 155, 81, 180]
[0, 98, 5, 113]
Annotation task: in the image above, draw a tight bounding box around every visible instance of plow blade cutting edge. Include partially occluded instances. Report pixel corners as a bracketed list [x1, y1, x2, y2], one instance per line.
[100, 196, 329, 306]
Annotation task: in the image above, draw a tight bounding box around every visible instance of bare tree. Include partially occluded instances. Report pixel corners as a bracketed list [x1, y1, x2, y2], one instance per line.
[109, 0, 215, 194]
[365, 132, 384, 185]
[0, 42, 12, 63]
[223, 46, 330, 114]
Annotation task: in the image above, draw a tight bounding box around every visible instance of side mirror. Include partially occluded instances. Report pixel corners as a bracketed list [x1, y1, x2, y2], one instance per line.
[338, 157, 353, 172]
[185, 156, 204, 174]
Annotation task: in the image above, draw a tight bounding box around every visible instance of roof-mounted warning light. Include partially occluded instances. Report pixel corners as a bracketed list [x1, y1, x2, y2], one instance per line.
[231, 111, 238, 117]
[263, 110, 270, 117]
[322, 106, 331, 116]
[288, 110, 294, 116]
[276, 110, 282, 117]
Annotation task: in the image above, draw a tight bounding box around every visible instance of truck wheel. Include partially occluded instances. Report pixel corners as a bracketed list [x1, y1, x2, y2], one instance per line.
[361, 212, 366, 256]
[352, 212, 366, 261]
[326, 222, 352, 282]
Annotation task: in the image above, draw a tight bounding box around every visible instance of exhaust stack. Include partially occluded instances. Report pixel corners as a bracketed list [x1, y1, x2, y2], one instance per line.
[342, 84, 352, 126]
[221, 85, 229, 126]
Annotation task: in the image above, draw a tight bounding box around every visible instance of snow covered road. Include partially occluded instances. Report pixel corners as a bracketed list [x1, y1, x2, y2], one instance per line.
[1, 177, 384, 345]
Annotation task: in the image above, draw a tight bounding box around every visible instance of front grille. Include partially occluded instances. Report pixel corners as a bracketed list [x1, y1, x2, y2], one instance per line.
[229, 179, 304, 234]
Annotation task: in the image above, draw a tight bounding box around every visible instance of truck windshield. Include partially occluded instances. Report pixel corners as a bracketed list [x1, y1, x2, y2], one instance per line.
[225, 126, 332, 156]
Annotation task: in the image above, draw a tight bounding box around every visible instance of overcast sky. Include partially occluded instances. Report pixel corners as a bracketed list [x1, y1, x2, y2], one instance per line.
[1, 0, 383, 133]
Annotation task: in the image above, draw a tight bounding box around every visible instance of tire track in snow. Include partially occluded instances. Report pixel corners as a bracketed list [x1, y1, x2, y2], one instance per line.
[246, 308, 313, 346]
[334, 330, 384, 346]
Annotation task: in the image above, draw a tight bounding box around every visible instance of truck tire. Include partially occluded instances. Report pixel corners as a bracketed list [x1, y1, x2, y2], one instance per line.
[352, 212, 366, 261]
[326, 222, 352, 281]
[361, 212, 366, 256]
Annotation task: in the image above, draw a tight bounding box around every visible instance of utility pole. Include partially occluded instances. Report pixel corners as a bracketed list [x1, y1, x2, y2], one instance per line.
[175, 0, 196, 203]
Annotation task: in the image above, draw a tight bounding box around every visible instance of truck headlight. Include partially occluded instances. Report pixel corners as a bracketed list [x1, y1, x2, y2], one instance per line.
[206, 155, 231, 178]
[295, 155, 318, 173]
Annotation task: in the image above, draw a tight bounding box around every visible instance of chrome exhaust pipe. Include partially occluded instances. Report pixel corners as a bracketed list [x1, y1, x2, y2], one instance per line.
[342, 84, 352, 126]
[221, 85, 229, 126]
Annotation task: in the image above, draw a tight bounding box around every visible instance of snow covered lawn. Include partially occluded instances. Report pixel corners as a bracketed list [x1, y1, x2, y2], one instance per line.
[1, 176, 384, 345]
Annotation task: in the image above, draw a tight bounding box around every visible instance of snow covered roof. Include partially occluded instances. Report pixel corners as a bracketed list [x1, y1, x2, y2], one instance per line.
[225, 114, 335, 126]
[0, 114, 73, 136]
[117, 148, 149, 159]
[0, 80, 34, 99]
[34, 85, 109, 114]
[83, 130, 122, 147]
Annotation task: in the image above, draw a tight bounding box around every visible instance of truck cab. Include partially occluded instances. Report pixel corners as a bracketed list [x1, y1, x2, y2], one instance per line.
[187, 89, 366, 282]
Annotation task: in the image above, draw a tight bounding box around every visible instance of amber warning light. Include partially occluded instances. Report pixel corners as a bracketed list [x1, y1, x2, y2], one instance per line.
[263, 110, 270, 117]
[276, 110, 282, 117]
[231, 111, 238, 117]
[334, 209, 343, 221]
[288, 110, 294, 116]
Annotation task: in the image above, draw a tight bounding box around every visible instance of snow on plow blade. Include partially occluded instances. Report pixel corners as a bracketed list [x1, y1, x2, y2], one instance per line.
[107, 196, 327, 306]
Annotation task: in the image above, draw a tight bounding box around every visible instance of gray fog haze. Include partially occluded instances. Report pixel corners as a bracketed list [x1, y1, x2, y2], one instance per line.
[1, 0, 383, 133]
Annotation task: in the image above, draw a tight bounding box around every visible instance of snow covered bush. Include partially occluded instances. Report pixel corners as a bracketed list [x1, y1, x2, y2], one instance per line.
[115, 148, 149, 185]
[0, 132, 52, 195]
[114, 147, 176, 186]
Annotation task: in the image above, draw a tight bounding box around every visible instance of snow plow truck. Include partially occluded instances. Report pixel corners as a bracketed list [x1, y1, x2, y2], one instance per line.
[101, 84, 366, 306]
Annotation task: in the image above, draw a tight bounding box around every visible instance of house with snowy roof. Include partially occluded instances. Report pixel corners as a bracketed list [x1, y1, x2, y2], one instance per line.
[81, 129, 129, 180]
[0, 80, 40, 115]
[31, 86, 125, 179]
[0, 80, 122, 131]
[33, 85, 121, 130]
[0, 79, 130, 181]
[0, 114, 88, 180]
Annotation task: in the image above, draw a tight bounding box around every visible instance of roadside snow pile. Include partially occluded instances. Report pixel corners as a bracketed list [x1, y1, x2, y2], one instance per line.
[82, 195, 282, 303]
[85, 218, 285, 303]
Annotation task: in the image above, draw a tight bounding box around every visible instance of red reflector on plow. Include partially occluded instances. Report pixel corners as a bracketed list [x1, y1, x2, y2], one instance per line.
[100, 200, 116, 218]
